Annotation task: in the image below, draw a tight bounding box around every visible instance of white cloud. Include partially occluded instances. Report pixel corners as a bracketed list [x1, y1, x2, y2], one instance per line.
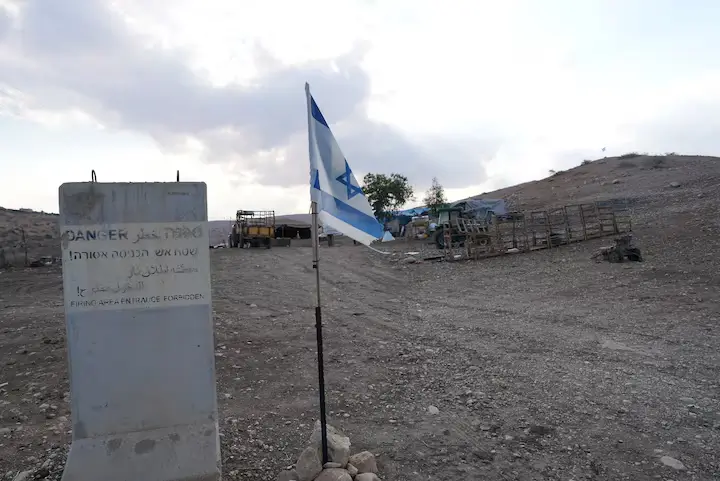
[1, 0, 720, 217]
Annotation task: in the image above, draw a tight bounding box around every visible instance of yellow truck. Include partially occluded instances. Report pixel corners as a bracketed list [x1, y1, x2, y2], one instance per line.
[230, 210, 275, 249]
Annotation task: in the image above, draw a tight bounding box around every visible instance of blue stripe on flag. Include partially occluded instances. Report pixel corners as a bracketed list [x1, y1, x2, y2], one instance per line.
[312, 169, 321, 190]
[317, 189, 384, 240]
[310, 97, 329, 128]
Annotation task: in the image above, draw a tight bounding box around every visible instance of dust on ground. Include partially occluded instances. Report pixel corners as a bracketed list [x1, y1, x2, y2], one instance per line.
[1, 154, 720, 480]
[2, 229, 720, 480]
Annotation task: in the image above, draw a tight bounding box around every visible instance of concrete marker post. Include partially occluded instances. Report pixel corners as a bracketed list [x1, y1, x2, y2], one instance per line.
[59, 182, 221, 481]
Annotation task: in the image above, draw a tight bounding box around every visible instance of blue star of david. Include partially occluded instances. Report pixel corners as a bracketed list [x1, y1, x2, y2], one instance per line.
[336, 160, 364, 200]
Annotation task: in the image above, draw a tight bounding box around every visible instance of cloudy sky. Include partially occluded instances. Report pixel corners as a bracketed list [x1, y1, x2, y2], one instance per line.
[1, 0, 718, 219]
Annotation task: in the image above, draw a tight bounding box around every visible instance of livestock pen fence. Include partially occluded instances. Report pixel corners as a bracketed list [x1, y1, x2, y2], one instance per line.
[445, 199, 632, 261]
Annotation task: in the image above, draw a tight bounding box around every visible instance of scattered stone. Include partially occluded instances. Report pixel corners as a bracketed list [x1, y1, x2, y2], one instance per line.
[400, 257, 417, 265]
[12, 471, 33, 481]
[660, 455, 685, 470]
[296, 447, 323, 481]
[323, 462, 343, 469]
[310, 421, 351, 467]
[33, 467, 49, 479]
[276, 468, 299, 481]
[355, 474, 381, 481]
[670, 181, 681, 188]
[612, 179, 621, 184]
[528, 424, 555, 436]
[427, 405, 439, 415]
[314, 468, 352, 481]
[348, 451, 378, 474]
[346, 464, 358, 477]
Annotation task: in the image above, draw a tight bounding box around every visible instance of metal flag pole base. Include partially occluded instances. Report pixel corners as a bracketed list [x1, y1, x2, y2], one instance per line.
[311, 201, 330, 464]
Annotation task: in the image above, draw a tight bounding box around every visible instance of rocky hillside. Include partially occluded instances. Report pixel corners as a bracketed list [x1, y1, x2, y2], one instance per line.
[476, 153, 720, 275]
[1, 154, 718, 267]
[473, 153, 720, 211]
[0, 208, 59, 267]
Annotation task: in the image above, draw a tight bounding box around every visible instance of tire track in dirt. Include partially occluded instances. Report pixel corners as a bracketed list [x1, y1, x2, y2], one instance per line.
[282, 250, 567, 478]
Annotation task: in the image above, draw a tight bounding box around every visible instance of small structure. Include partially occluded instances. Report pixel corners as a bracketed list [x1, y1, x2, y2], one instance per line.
[275, 214, 313, 240]
[384, 206, 430, 236]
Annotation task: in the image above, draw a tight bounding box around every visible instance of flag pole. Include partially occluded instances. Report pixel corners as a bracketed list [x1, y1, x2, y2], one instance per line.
[306, 82, 330, 465]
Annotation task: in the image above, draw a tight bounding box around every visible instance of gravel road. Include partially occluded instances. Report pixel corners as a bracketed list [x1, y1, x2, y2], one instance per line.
[1, 217, 719, 480]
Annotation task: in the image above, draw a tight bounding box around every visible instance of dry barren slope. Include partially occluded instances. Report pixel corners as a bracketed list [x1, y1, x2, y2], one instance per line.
[1, 154, 718, 266]
[0, 208, 59, 266]
[472, 154, 720, 211]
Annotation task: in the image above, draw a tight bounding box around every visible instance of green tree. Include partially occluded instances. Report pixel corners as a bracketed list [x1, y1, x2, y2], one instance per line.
[423, 177, 447, 216]
[362, 173, 414, 218]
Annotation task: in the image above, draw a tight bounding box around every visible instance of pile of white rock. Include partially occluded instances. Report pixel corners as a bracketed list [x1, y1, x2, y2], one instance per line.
[276, 421, 382, 481]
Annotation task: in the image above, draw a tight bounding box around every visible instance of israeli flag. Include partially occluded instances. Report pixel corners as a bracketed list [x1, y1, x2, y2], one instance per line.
[305, 83, 385, 246]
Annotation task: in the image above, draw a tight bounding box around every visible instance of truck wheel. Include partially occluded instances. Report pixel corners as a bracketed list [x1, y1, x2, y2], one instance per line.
[608, 249, 623, 263]
[435, 228, 445, 249]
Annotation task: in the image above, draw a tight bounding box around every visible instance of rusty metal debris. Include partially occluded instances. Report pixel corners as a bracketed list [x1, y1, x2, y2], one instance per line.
[592, 234, 643, 263]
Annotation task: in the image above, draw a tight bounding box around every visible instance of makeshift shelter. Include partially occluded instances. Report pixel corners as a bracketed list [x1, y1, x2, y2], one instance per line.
[275, 214, 313, 239]
[450, 199, 508, 222]
[382, 206, 430, 235]
[395, 206, 430, 217]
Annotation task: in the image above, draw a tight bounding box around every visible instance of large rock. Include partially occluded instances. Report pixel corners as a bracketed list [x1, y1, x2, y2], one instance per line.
[310, 421, 351, 467]
[355, 474, 381, 481]
[348, 451, 378, 474]
[660, 456, 685, 470]
[296, 446, 323, 481]
[314, 468, 352, 481]
[12, 472, 33, 481]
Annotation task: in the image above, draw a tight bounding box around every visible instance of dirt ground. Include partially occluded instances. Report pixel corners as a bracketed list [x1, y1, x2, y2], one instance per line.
[2, 223, 720, 480]
[1, 154, 720, 480]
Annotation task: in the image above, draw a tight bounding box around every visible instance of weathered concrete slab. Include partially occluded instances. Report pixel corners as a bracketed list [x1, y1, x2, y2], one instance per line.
[58, 182, 220, 481]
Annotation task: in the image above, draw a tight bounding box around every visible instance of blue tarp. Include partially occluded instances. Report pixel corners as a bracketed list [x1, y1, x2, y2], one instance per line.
[395, 206, 429, 217]
[451, 199, 507, 222]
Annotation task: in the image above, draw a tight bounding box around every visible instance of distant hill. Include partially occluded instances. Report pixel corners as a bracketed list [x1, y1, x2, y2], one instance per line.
[0, 207, 59, 266]
[1, 154, 719, 266]
[467, 153, 720, 212]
